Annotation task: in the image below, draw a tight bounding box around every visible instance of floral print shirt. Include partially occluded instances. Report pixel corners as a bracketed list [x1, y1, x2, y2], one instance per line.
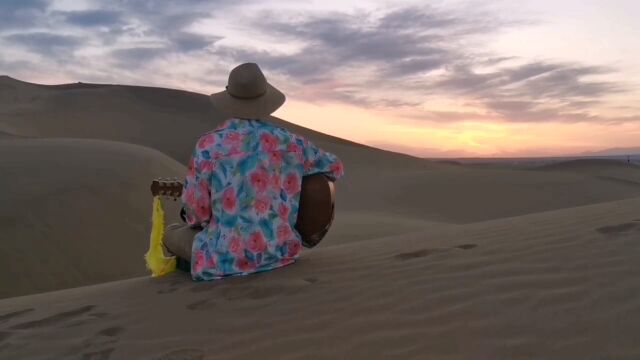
[181, 118, 344, 281]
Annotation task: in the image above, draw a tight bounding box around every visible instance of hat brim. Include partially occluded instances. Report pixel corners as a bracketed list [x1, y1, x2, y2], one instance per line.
[209, 82, 285, 119]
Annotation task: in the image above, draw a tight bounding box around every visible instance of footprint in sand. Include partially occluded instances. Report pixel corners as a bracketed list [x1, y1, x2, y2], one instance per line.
[81, 348, 115, 360]
[186, 277, 320, 310]
[222, 283, 297, 301]
[186, 299, 216, 311]
[157, 287, 180, 294]
[395, 244, 478, 261]
[0, 308, 34, 324]
[9, 305, 96, 330]
[89, 312, 110, 319]
[0, 331, 12, 344]
[5, 305, 118, 360]
[79, 326, 124, 360]
[596, 222, 640, 236]
[455, 243, 478, 250]
[96, 327, 124, 337]
[394, 248, 438, 260]
[157, 277, 190, 294]
[154, 348, 205, 360]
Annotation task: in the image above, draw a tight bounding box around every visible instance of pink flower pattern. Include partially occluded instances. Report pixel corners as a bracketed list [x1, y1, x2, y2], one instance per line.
[221, 187, 237, 213]
[181, 118, 344, 281]
[283, 172, 300, 195]
[253, 196, 270, 215]
[249, 169, 269, 194]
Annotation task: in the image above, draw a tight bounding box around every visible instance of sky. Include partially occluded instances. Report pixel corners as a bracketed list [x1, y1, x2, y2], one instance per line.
[1, 0, 639, 158]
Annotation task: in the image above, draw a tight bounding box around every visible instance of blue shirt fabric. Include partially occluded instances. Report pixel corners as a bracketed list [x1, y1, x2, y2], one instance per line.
[181, 118, 344, 280]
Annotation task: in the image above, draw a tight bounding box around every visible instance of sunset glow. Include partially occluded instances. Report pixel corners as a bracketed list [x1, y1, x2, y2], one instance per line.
[1, 0, 639, 157]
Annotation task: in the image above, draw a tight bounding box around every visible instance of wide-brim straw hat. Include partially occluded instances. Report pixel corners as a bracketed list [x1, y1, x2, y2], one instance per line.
[209, 63, 285, 119]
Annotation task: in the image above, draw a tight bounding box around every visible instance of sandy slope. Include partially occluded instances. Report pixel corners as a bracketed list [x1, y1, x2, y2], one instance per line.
[2, 76, 640, 300]
[536, 159, 640, 184]
[1, 197, 638, 359]
[2, 76, 640, 359]
[336, 161, 640, 223]
[0, 76, 375, 165]
[0, 138, 186, 299]
[3, 134, 639, 299]
[0, 136, 445, 299]
[3, 76, 640, 225]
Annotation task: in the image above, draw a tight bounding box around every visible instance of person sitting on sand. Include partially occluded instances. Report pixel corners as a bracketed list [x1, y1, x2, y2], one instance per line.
[163, 63, 344, 281]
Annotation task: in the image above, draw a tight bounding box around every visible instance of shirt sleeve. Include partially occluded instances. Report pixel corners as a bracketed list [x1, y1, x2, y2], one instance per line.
[301, 138, 345, 181]
[181, 147, 212, 228]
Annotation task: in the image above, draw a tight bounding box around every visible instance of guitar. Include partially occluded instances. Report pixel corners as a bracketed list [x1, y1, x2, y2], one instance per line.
[150, 178, 183, 200]
[150, 173, 335, 248]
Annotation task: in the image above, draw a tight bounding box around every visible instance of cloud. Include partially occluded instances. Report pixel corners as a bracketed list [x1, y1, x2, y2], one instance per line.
[0, 56, 39, 76]
[207, 6, 540, 109]
[3, 1, 228, 68]
[4, 32, 83, 57]
[169, 32, 221, 52]
[60, 9, 124, 27]
[106, 0, 235, 34]
[243, 7, 468, 79]
[108, 32, 221, 66]
[202, 5, 636, 123]
[110, 47, 169, 66]
[0, 0, 48, 29]
[433, 62, 626, 122]
[1, 1, 638, 125]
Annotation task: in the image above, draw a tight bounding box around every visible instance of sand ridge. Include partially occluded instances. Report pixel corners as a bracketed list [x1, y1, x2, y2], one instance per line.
[1, 76, 640, 359]
[3, 77, 640, 300]
[0, 138, 187, 298]
[1, 197, 639, 359]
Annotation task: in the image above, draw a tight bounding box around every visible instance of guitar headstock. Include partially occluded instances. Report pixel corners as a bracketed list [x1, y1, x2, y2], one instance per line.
[150, 178, 183, 199]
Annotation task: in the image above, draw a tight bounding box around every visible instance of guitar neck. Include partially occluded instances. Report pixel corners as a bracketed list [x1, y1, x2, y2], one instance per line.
[150, 179, 183, 198]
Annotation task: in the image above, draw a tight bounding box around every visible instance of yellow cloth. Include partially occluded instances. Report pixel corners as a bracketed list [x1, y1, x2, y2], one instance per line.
[144, 196, 176, 277]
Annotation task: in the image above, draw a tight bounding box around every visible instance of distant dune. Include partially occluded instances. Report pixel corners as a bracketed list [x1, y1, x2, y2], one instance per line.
[0, 71, 640, 334]
[2, 76, 640, 301]
[0, 130, 27, 140]
[536, 158, 634, 170]
[535, 158, 640, 185]
[0, 75, 375, 164]
[577, 146, 640, 157]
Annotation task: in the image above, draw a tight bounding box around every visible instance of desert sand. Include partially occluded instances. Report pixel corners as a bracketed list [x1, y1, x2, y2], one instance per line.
[1, 76, 639, 359]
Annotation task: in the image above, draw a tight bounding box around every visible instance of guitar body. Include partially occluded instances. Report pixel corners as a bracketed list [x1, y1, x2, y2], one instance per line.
[151, 173, 335, 249]
[296, 173, 335, 248]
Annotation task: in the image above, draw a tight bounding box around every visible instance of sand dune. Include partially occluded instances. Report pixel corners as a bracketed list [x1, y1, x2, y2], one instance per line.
[3, 77, 640, 300]
[1, 197, 639, 359]
[537, 158, 636, 171]
[0, 130, 26, 140]
[0, 76, 375, 165]
[0, 138, 186, 299]
[337, 162, 640, 223]
[3, 76, 639, 225]
[536, 158, 640, 183]
[2, 76, 640, 359]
